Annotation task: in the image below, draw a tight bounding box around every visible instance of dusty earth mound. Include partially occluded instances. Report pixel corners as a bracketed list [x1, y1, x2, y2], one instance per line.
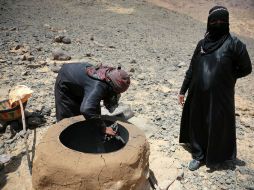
[32, 116, 150, 190]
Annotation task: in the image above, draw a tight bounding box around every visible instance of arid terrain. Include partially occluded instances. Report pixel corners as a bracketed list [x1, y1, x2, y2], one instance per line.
[0, 0, 253, 189]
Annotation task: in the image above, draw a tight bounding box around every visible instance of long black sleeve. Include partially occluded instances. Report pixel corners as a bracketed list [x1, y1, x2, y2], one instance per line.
[233, 39, 252, 78]
[80, 82, 109, 131]
[180, 41, 202, 95]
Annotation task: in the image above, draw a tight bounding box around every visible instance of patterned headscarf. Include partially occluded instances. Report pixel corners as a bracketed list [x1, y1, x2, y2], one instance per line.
[86, 65, 130, 93]
[107, 67, 130, 93]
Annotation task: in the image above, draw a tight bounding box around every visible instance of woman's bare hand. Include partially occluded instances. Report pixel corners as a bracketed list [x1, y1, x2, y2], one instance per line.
[178, 94, 185, 106]
[105, 127, 116, 136]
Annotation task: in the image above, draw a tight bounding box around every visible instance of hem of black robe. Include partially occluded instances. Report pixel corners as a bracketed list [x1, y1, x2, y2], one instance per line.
[206, 157, 236, 168]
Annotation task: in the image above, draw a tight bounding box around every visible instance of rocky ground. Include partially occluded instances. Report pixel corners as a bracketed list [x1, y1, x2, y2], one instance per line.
[0, 0, 253, 189]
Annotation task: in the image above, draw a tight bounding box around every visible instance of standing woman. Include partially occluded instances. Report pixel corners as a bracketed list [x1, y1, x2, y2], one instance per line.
[179, 6, 252, 171]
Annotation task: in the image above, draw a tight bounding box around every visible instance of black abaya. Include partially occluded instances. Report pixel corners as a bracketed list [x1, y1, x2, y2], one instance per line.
[179, 35, 252, 166]
[54, 63, 115, 127]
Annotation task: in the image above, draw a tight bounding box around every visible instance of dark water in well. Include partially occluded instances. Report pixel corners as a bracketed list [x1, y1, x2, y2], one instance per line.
[59, 120, 129, 153]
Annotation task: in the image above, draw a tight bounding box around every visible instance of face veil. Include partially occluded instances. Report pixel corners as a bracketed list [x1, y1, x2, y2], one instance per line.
[201, 6, 230, 54]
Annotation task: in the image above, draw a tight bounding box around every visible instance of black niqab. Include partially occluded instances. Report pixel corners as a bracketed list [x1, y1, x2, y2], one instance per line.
[201, 6, 230, 54]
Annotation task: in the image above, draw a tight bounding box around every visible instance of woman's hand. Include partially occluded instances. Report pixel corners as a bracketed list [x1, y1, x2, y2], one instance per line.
[105, 127, 116, 136]
[178, 94, 185, 106]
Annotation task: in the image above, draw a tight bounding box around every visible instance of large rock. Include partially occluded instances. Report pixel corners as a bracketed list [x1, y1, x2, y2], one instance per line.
[101, 103, 134, 120]
[52, 49, 71, 61]
[54, 36, 71, 44]
[62, 37, 71, 44]
[0, 154, 11, 164]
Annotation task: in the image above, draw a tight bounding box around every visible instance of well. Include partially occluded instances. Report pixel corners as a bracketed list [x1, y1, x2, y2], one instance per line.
[32, 115, 150, 190]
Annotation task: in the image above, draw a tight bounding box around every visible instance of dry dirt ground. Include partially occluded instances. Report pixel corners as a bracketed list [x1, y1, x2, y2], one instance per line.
[0, 0, 253, 189]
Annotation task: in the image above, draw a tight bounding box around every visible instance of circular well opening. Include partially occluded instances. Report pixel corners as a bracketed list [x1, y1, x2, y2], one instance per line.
[59, 120, 129, 153]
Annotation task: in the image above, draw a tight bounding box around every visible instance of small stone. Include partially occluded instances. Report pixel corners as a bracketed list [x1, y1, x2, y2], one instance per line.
[50, 112, 56, 117]
[137, 75, 144, 80]
[9, 27, 16, 31]
[22, 71, 29, 76]
[4, 125, 14, 139]
[175, 163, 182, 169]
[85, 53, 92, 57]
[237, 167, 249, 175]
[14, 44, 21, 50]
[41, 106, 51, 116]
[28, 117, 42, 126]
[0, 59, 6, 63]
[21, 55, 26, 61]
[129, 68, 135, 72]
[193, 172, 198, 176]
[225, 178, 232, 185]
[90, 36, 94, 41]
[245, 185, 254, 190]
[52, 48, 71, 61]
[45, 33, 53, 39]
[27, 55, 35, 61]
[177, 61, 186, 68]
[176, 170, 184, 181]
[199, 172, 205, 177]
[54, 35, 65, 43]
[0, 148, 4, 154]
[130, 59, 136, 64]
[219, 177, 225, 184]
[108, 45, 115, 49]
[36, 46, 43, 51]
[173, 133, 178, 138]
[62, 37, 71, 44]
[0, 154, 11, 164]
[170, 146, 176, 152]
[137, 108, 142, 112]
[51, 65, 61, 73]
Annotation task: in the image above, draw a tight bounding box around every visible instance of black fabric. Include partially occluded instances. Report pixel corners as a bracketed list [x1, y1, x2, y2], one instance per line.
[54, 63, 115, 130]
[179, 35, 252, 166]
[180, 41, 202, 95]
[201, 6, 229, 54]
[208, 6, 229, 23]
